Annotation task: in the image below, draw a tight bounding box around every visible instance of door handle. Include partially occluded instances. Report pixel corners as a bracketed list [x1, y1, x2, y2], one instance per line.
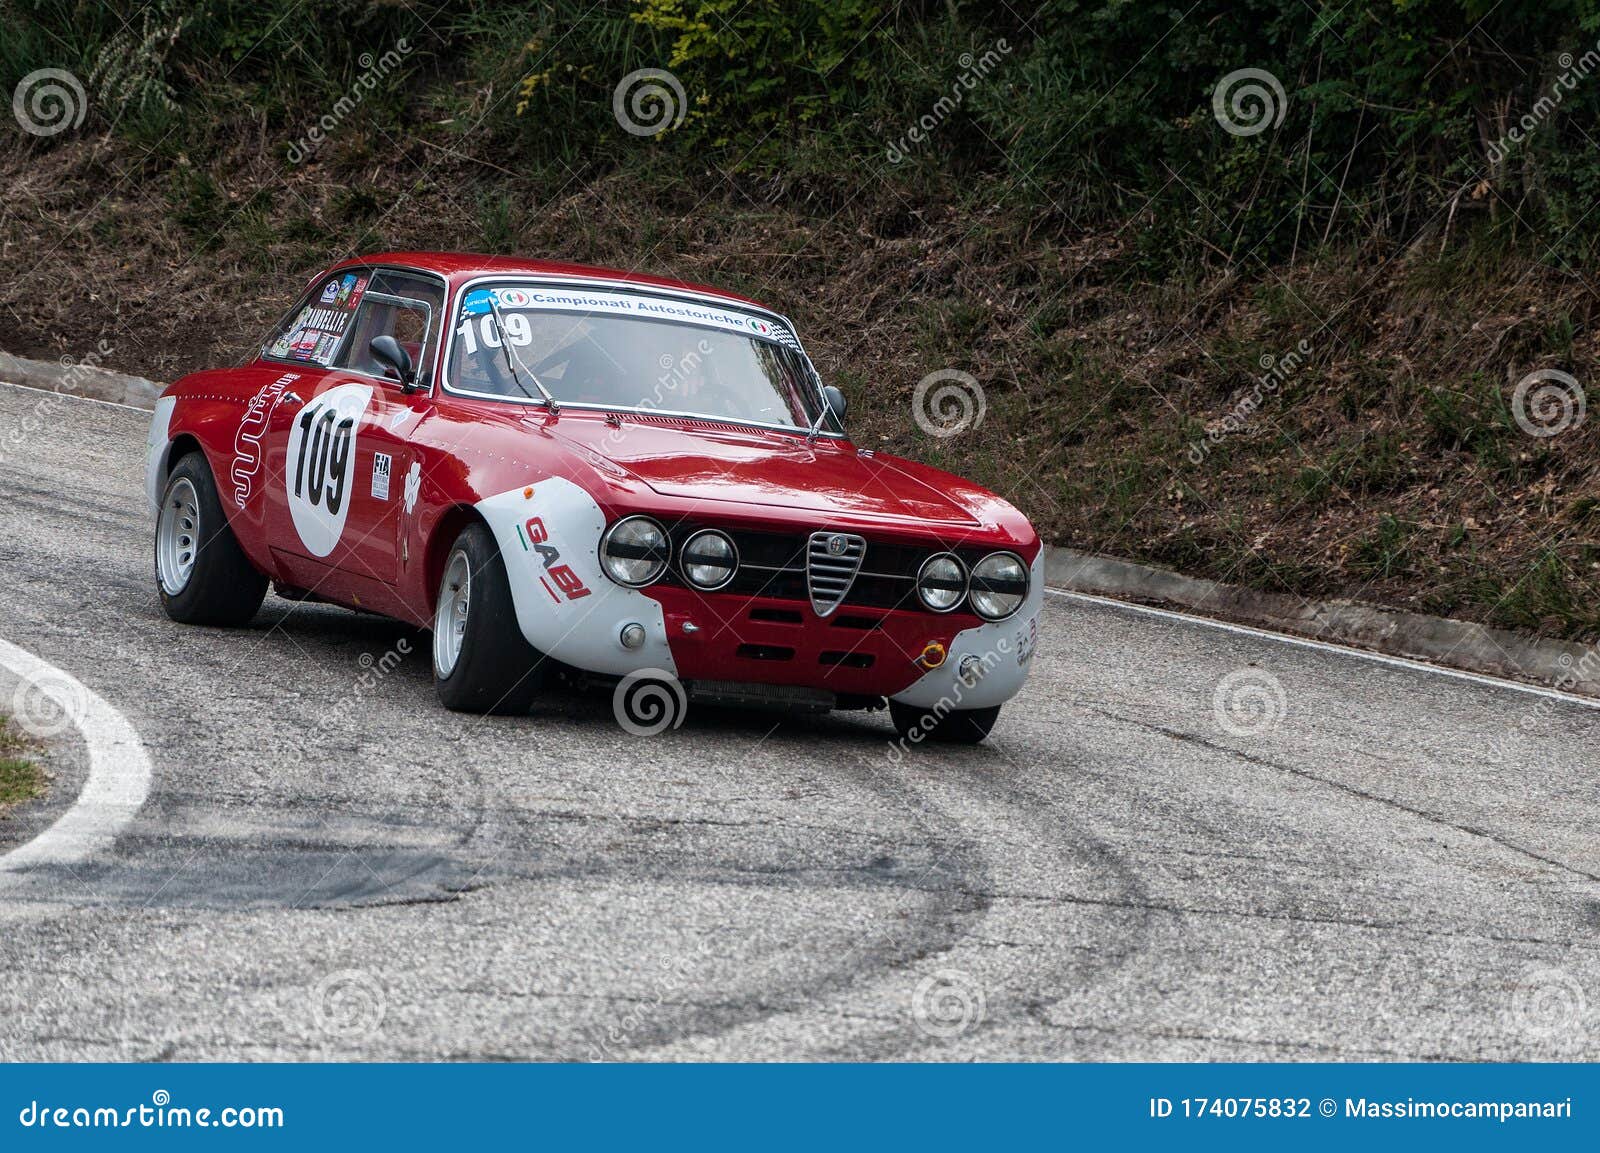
[282, 391, 306, 406]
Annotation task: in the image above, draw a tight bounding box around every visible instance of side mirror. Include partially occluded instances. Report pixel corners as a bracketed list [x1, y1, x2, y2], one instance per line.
[370, 335, 418, 391]
[823, 384, 848, 425]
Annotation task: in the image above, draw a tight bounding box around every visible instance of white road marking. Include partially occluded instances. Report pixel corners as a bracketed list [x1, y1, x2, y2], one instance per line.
[1046, 587, 1600, 712]
[0, 638, 153, 884]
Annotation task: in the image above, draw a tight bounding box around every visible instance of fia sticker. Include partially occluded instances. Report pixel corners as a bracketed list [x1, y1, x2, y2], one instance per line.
[371, 452, 393, 501]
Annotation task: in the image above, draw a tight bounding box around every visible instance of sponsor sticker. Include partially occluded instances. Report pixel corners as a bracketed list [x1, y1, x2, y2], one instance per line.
[457, 285, 799, 347]
[371, 452, 392, 501]
[319, 279, 340, 303]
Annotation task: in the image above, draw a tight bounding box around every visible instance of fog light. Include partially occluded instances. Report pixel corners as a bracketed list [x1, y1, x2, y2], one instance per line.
[620, 622, 646, 650]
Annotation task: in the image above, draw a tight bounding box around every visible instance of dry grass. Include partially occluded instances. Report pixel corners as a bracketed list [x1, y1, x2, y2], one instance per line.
[0, 715, 44, 816]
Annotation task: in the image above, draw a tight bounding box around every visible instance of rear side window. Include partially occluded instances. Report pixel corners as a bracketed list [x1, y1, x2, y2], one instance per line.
[334, 270, 446, 385]
[262, 270, 373, 367]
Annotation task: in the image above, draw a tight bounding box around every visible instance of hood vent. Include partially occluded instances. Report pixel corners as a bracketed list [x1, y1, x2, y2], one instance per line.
[806, 532, 866, 617]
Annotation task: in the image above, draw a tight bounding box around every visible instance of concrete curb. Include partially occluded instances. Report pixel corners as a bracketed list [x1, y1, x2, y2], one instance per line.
[0, 350, 162, 409]
[1044, 545, 1600, 699]
[6, 346, 1594, 700]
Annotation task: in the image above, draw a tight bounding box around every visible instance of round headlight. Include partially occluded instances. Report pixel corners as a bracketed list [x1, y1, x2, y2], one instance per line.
[916, 553, 967, 612]
[680, 529, 738, 590]
[599, 516, 670, 587]
[969, 552, 1029, 620]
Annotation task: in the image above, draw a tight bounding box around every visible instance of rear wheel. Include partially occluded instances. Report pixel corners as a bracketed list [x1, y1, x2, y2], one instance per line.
[432, 522, 546, 714]
[889, 699, 1001, 745]
[155, 451, 268, 626]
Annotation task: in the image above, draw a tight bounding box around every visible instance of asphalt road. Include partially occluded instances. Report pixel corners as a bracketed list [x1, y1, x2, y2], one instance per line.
[1, 380, 1596, 1061]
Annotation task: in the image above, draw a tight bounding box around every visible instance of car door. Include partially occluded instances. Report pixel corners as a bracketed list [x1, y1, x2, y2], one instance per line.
[262, 267, 444, 608]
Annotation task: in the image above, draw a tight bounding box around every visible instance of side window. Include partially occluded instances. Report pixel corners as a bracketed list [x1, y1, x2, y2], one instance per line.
[262, 269, 373, 367]
[335, 270, 445, 386]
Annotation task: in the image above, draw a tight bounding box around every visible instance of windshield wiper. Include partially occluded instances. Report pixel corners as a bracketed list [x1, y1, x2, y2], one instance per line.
[487, 298, 560, 413]
[803, 357, 829, 443]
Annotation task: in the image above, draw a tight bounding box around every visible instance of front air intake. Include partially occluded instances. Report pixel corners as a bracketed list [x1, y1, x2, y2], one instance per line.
[806, 532, 866, 618]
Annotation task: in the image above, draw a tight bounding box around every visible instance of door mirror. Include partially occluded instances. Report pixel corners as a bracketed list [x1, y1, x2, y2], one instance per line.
[370, 334, 417, 391]
[823, 384, 848, 425]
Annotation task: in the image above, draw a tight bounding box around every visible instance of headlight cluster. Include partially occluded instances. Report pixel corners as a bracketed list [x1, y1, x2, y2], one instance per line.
[915, 550, 1029, 620]
[599, 518, 738, 591]
[599, 517, 1029, 621]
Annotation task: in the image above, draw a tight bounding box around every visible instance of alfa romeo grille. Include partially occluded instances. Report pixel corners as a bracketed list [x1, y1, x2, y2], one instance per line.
[806, 532, 866, 618]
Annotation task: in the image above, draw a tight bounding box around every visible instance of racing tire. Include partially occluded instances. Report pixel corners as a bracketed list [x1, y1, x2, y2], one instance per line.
[155, 451, 268, 627]
[888, 700, 1001, 745]
[432, 521, 546, 715]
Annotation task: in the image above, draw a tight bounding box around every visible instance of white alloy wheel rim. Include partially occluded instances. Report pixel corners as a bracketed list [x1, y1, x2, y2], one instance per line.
[156, 476, 201, 596]
[434, 549, 471, 677]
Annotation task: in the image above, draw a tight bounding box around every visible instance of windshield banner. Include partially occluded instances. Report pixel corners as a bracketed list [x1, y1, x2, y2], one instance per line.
[460, 285, 802, 350]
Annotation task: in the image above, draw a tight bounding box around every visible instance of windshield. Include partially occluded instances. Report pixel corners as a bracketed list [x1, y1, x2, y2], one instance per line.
[445, 283, 837, 433]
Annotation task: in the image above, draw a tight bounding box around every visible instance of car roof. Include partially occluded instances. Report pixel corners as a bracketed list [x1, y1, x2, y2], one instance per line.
[327, 251, 769, 311]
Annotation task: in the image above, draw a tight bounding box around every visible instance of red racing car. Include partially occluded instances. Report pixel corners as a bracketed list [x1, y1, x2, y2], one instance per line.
[145, 254, 1041, 743]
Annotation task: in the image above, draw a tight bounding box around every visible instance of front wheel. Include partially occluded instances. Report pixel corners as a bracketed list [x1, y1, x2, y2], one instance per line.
[432, 522, 546, 714]
[155, 451, 268, 626]
[889, 700, 1001, 745]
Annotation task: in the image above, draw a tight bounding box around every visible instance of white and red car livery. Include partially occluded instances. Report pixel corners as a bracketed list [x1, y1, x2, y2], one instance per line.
[146, 253, 1041, 742]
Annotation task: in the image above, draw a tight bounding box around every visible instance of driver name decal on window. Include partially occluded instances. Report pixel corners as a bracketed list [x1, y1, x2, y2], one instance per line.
[269, 275, 369, 366]
[457, 286, 798, 348]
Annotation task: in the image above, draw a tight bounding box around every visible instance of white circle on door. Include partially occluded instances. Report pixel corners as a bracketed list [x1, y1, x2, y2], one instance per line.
[285, 381, 373, 557]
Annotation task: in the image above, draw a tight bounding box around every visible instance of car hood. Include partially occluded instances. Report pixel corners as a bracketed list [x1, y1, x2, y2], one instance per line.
[546, 414, 985, 528]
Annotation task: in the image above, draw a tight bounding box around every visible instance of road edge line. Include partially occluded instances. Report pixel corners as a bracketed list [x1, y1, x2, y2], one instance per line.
[0, 638, 153, 883]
